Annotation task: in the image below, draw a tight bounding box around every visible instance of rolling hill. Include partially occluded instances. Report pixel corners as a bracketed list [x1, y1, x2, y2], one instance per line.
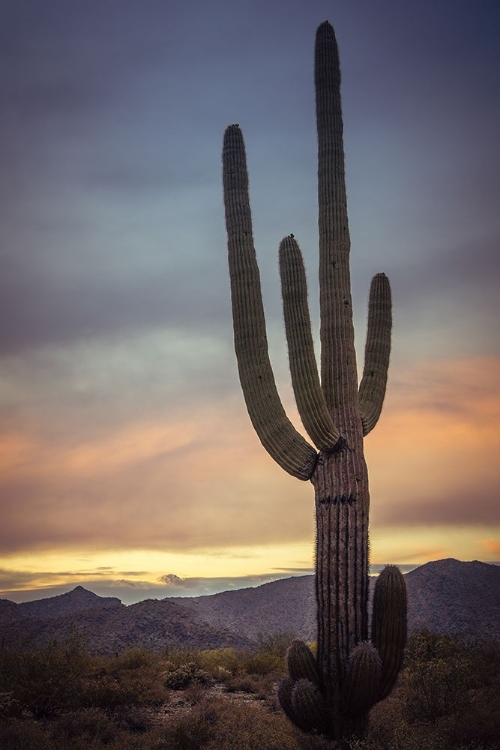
[0, 559, 498, 653]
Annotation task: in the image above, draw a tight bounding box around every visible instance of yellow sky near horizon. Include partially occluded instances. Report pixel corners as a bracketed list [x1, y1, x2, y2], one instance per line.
[1, 354, 499, 601]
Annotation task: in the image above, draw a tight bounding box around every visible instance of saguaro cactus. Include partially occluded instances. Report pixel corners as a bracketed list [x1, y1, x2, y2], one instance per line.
[222, 21, 407, 745]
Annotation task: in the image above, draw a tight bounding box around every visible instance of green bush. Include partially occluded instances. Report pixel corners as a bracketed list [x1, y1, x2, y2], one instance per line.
[163, 663, 213, 690]
[197, 648, 241, 675]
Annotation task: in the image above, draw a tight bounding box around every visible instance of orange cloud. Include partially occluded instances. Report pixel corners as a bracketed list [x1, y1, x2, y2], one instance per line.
[1, 355, 498, 563]
[481, 539, 500, 555]
[366, 356, 500, 527]
[0, 433, 37, 473]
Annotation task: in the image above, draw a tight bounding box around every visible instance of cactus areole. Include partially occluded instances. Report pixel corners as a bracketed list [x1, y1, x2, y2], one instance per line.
[222, 21, 407, 745]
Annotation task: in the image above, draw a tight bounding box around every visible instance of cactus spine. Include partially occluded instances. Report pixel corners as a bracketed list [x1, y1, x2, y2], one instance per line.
[222, 21, 407, 744]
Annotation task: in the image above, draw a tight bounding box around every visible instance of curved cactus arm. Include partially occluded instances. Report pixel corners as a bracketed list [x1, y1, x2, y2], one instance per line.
[371, 565, 407, 701]
[287, 638, 322, 687]
[342, 641, 382, 716]
[222, 125, 318, 480]
[279, 235, 341, 451]
[359, 273, 392, 435]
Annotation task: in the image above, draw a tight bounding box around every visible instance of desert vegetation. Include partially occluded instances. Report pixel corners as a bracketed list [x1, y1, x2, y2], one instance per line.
[0, 630, 499, 749]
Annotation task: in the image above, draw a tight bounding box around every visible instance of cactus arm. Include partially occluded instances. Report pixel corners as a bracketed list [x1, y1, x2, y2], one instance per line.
[223, 125, 318, 480]
[286, 639, 322, 687]
[359, 273, 392, 435]
[316, 22, 359, 414]
[291, 679, 329, 735]
[278, 677, 299, 726]
[279, 235, 341, 451]
[343, 642, 382, 716]
[371, 565, 407, 701]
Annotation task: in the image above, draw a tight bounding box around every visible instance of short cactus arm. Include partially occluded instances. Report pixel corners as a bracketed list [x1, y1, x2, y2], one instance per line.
[359, 273, 392, 435]
[286, 639, 322, 687]
[223, 125, 318, 480]
[279, 235, 340, 451]
[343, 642, 382, 716]
[291, 679, 329, 735]
[371, 565, 407, 701]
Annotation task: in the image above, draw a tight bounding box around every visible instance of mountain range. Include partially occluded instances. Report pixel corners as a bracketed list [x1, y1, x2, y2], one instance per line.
[1, 559, 499, 654]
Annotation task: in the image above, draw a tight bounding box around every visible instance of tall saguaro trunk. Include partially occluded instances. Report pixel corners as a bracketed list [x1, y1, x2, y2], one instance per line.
[313, 23, 370, 732]
[222, 21, 407, 746]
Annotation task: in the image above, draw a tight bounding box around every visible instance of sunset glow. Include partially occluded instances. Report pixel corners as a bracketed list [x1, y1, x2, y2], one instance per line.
[1, 1, 498, 604]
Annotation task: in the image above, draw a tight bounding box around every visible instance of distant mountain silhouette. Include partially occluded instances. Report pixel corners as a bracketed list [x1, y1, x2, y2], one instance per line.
[18, 585, 121, 621]
[0, 559, 498, 653]
[405, 558, 500, 639]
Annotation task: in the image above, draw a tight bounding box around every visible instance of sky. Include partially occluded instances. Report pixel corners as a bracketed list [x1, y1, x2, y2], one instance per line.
[1, 0, 499, 605]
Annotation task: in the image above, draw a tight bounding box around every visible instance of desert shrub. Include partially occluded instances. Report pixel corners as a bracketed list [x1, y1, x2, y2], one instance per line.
[181, 682, 209, 706]
[256, 631, 297, 658]
[113, 647, 156, 671]
[201, 696, 299, 750]
[0, 640, 168, 721]
[81, 673, 145, 710]
[82, 665, 168, 711]
[402, 653, 474, 723]
[163, 662, 213, 690]
[49, 707, 119, 744]
[0, 642, 89, 718]
[0, 691, 19, 720]
[400, 630, 494, 725]
[162, 647, 202, 669]
[211, 665, 232, 681]
[239, 632, 294, 675]
[351, 631, 500, 750]
[223, 674, 261, 693]
[162, 635, 293, 679]
[159, 698, 220, 749]
[241, 649, 283, 675]
[223, 672, 277, 702]
[157, 695, 299, 750]
[111, 704, 154, 733]
[197, 648, 242, 675]
[2, 632, 498, 750]
[0, 719, 53, 750]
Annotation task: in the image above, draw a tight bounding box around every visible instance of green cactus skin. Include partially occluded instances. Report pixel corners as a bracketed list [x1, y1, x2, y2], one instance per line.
[372, 565, 408, 701]
[222, 20, 406, 744]
[222, 125, 317, 481]
[279, 235, 340, 452]
[291, 679, 329, 735]
[278, 677, 298, 726]
[359, 274, 393, 435]
[343, 642, 382, 716]
[287, 639, 322, 687]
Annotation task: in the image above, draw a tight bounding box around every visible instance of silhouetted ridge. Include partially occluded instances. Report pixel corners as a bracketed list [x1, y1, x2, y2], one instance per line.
[0, 560, 498, 653]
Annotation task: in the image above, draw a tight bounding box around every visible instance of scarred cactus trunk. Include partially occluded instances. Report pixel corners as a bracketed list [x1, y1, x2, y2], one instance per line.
[222, 20, 407, 746]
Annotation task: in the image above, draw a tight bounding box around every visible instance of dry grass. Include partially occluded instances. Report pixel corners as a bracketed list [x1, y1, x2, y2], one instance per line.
[0, 630, 499, 749]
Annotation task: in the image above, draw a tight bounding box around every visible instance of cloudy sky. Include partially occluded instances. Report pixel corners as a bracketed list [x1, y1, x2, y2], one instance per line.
[1, 0, 499, 604]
